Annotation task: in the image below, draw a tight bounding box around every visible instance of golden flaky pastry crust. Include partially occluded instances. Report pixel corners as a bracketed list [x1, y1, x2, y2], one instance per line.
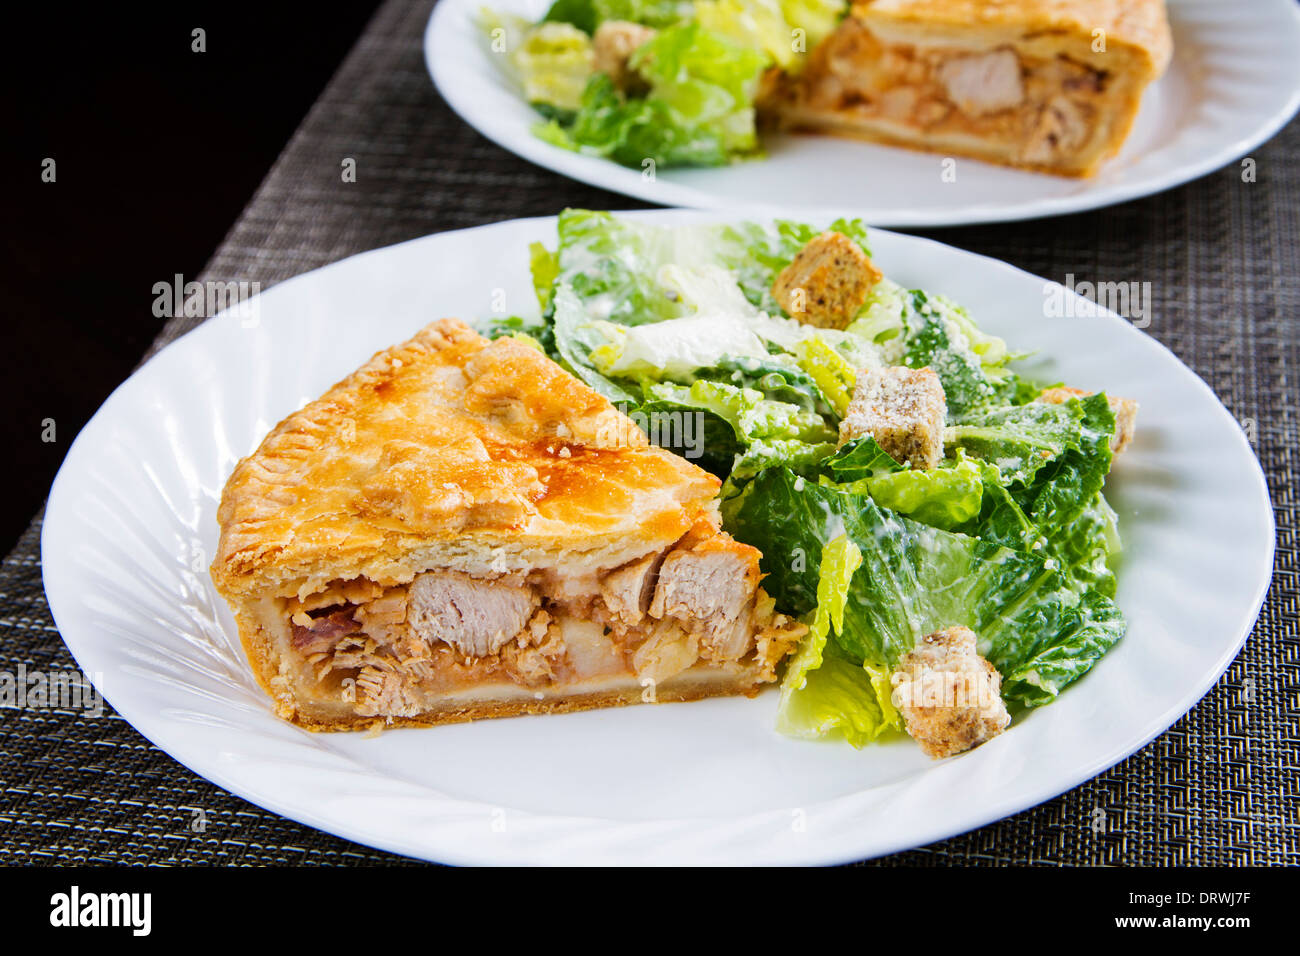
[211, 319, 720, 603]
[853, 0, 1172, 74]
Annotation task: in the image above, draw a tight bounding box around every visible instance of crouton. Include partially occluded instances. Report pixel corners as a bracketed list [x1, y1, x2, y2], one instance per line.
[1036, 385, 1138, 454]
[593, 20, 656, 93]
[891, 626, 1011, 759]
[838, 365, 947, 470]
[771, 231, 883, 330]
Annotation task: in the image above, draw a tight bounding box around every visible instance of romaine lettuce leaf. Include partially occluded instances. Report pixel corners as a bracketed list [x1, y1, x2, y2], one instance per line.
[956, 457, 1041, 552]
[541, 0, 690, 33]
[539, 72, 733, 167]
[846, 285, 1015, 412]
[645, 379, 834, 446]
[902, 290, 1008, 416]
[820, 435, 902, 483]
[1011, 393, 1116, 542]
[776, 534, 900, 746]
[863, 457, 984, 530]
[778, 647, 895, 747]
[631, 397, 740, 477]
[529, 241, 560, 313]
[547, 210, 877, 331]
[590, 312, 769, 378]
[821, 439, 983, 529]
[1047, 491, 1121, 598]
[730, 467, 1126, 705]
[542, 22, 767, 168]
[629, 21, 768, 152]
[793, 337, 856, 417]
[693, 357, 828, 416]
[511, 21, 595, 113]
[845, 277, 909, 358]
[696, 0, 803, 70]
[550, 210, 723, 325]
[947, 399, 1086, 487]
[551, 283, 638, 402]
[996, 589, 1127, 707]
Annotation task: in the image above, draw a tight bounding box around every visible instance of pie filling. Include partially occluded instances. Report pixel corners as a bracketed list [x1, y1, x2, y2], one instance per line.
[274, 525, 801, 720]
[773, 19, 1117, 168]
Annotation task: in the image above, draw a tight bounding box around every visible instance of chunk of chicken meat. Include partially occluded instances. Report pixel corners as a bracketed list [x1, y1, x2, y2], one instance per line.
[1023, 95, 1089, 164]
[937, 48, 1025, 117]
[291, 608, 359, 656]
[600, 552, 663, 628]
[649, 529, 762, 659]
[407, 570, 538, 658]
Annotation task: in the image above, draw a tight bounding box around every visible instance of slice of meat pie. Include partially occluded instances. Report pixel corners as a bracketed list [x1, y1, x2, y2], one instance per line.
[763, 0, 1173, 177]
[211, 319, 804, 731]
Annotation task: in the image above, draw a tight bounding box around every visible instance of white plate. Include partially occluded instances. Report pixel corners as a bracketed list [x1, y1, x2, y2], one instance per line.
[43, 210, 1273, 865]
[427, 0, 1300, 227]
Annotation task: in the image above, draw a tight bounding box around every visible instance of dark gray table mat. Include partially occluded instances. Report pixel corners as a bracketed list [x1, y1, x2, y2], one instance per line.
[2, 0, 1295, 865]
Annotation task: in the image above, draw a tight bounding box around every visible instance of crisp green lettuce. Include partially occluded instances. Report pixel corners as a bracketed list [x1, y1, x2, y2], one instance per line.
[590, 312, 769, 378]
[864, 457, 984, 530]
[953, 393, 1120, 594]
[696, 0, 801, 69]
[777, 535, 902, 746]
[822, 436, 902, 483]
[540, 22, 767, 168]
[793, 338, 856, 417]
[819, 438, 982, 529]
[631, 397, 740, 476]
[694, 357, 828, 416]
[645, 379, 834, 446]
[847, 285, 1016, 413]
[529, 241, 560, 313]
[902, 290, 1009, 416]
[730, 467, 1126, 705]
[996, 589, 1127, 707]
[1048, 492, 1121, 598]
[1012, 393, 1116, 542]
[947, 399, 1087, 487]
[541, 0, 690, 33]
[551, 283, 638, 402]
[845, 277, 909, 355]
[521, 0, 848, 166]
[550, 210, 724, 325]
[511, 21, 595, 113]
[696, 0, 848, 72]
[630, 22, 767, 154]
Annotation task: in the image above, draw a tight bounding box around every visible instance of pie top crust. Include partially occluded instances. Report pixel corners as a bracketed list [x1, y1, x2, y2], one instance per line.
[211, 319, 720, 602]
[853, 0, 1173, 76]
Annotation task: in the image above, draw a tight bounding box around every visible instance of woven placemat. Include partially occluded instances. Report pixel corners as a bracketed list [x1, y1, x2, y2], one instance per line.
[2, 0, 1295, 865]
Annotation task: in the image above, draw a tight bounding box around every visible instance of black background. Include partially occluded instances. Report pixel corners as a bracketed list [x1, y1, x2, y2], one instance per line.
[2, 865, 1270, 933]
[3, 2, 382, 556]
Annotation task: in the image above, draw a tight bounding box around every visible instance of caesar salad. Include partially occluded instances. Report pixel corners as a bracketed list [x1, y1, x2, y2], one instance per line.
[487, 209, 1136, 757]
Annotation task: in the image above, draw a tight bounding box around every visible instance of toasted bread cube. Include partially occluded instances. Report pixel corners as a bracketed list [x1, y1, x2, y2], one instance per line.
[771, 231, 883, 330]
[1036, 385, 1138, 454]
[891, 626, 1011, 759]
[593, 20, 656, 93]
[838, 366, 947, 470]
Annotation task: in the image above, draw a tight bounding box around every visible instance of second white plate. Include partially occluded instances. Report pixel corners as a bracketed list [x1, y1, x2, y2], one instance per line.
[427, 0, 1300, 226]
